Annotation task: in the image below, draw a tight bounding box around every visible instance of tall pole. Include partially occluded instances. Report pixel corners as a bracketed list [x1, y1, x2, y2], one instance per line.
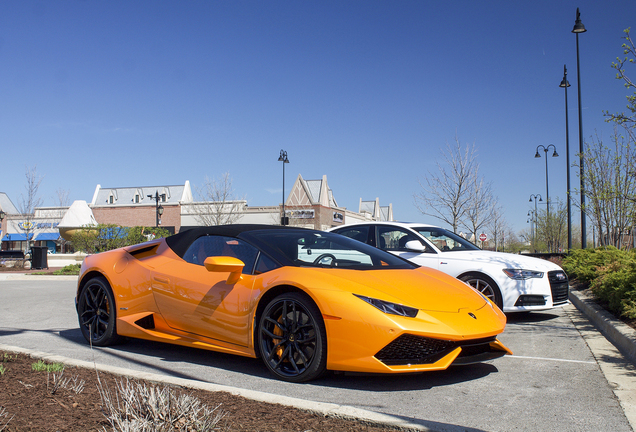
[560, 65, 572, 250]
[534, 146, 558, 220]
[278, 150, 289, 225]
[529, 194, 542, 252]
[147, 191, 160, 228]
[573, 7, 587, 248]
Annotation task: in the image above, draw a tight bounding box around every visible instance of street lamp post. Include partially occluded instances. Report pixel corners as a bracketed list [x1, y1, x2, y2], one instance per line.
[573, 7, 587, 248]
[534, 145, 559, 219]
[529, 194, 542, 251]
[527, 210, 535, 250]
[560, 65, 573, 251]
[278, 150, 290, 226]
[147, 191, 164, 228]
[0, 210, 5, 251]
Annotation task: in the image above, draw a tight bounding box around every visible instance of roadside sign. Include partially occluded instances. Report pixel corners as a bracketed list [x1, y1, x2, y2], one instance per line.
[479, 233, 487, 242]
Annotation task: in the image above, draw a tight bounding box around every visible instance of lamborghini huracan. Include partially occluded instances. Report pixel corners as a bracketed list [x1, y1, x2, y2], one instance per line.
[76, 224, 511, 382]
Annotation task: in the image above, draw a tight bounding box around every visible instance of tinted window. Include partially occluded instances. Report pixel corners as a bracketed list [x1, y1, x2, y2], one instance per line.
[377, 226, 426, 252]
[335, 226, 370, 244]
[255, 254, 280, 274]
[183, 235, 259, 273]
[244, 230, 414, 270]
[413, 227, 480, 251]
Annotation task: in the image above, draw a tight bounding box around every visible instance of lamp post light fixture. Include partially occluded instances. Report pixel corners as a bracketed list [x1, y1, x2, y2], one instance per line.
[147, 191, 164, 228]
[573, 7, 587, 248]
[560, 65, 573, 251]
[529, 194, 542, 251]
[278, 150, 290, 226]
[534, 145, 559, 219]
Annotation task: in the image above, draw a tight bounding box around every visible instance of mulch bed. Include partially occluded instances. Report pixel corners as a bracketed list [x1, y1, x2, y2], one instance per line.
[0, 352, 399, 432]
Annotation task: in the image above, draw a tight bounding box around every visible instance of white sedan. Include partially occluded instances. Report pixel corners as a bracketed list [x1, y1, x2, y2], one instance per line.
[329, 221, 569, 313]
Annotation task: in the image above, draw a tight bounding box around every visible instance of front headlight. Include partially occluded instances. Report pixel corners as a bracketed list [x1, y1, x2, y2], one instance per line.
[503, 269, 544, 280]
[354, 294, 419, 318]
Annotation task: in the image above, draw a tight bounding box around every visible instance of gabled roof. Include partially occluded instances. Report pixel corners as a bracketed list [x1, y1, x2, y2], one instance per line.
[91, 181, 193, 207]
[287, 174, 338, 208]
[0, 193, 18, 214]
[359, 198, 393, 221]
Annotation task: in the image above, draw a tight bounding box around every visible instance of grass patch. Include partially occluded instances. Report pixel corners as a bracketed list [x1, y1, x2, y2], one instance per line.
[53, 263, 81, 275]
[31, 360, 64, 373]
[0, 364, 6, 376]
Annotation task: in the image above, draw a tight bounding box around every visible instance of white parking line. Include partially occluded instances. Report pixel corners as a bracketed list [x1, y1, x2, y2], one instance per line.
[508, 355, 596, 364]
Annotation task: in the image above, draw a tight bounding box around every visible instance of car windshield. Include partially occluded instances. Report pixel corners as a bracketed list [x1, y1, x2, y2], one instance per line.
[413, 227, 480, 252]
[243, 229, 415, 270]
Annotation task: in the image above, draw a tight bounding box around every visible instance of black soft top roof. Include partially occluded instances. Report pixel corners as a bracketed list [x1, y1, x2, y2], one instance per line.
[165, 224, 308, 258]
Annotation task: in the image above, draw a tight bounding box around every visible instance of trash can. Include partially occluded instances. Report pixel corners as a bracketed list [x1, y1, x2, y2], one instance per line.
[31, 246, 48, 270]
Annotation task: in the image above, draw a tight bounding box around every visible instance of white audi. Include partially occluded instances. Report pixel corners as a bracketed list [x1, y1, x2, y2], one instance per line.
[330, 221, 569, 313]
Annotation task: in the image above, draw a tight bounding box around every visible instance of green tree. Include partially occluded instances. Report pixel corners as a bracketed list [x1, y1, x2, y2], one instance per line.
[71, 225, 171, 254]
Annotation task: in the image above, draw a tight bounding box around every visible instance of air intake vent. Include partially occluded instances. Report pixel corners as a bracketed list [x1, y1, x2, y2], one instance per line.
[129, 244, 159, 259]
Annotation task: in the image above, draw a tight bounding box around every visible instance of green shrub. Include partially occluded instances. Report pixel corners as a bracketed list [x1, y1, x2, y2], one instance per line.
[52, 264, 81, 275]
[563, 247, 636, 319]
[561, 247, 634, 284]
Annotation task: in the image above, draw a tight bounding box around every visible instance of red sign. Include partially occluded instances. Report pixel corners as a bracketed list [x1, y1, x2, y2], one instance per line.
[479, 233, 487, 242]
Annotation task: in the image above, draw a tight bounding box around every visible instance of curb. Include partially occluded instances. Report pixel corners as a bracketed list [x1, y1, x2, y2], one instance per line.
[0, 273, 78, 281]
[569, 287, 636, 365]
[0, 343, 432, 432]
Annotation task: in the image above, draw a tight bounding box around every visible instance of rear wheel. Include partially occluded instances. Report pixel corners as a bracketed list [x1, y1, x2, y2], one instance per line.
[460, 273, 503, 310]
[77, 277, 121, 346]
[258, 292, 327, 382]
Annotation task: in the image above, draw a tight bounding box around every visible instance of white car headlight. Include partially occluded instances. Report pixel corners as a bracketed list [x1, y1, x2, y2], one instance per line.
[503, 269, 544, 280]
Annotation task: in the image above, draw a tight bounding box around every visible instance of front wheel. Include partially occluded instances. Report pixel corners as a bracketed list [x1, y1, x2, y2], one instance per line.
[460, 273, 504, 310]
[77, 277, 121, 346]
[258, 292, 327, 382]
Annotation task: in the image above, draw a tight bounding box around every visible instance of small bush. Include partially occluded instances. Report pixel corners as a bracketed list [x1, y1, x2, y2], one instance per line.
[99, 378, 225, 431]
[31, 360, 64, 373]
[53, 263, 81, 275]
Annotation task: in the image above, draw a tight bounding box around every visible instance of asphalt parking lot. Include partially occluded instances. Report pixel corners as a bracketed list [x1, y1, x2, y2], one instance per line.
[1, 276, 635, 432]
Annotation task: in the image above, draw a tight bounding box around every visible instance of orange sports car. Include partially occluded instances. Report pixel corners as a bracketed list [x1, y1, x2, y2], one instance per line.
[76, 225, 511, 382]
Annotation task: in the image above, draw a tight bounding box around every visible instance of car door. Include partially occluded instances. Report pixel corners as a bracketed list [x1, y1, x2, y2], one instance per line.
[150, 235, 258, 347]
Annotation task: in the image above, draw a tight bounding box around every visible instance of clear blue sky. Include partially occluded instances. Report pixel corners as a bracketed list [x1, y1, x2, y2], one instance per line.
[1, 1, 635, 236]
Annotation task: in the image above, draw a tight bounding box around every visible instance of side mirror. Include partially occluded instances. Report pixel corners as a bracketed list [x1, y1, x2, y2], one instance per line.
[204, 256, 245, 284]
[404, 240, 426, 252]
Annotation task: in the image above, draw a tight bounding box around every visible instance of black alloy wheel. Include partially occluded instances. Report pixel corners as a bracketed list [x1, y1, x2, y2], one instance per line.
[258, 292, 327, 382]
[460, 273, 504, 310]
[77, 277, 121, 346]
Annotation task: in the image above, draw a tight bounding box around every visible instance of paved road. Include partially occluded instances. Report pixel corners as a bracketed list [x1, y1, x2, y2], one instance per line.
[0, 276, 634, 432]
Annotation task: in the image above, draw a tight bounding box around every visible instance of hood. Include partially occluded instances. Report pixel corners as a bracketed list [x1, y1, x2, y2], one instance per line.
[292, 267, 488, 313]
[440, 250, 562, 272]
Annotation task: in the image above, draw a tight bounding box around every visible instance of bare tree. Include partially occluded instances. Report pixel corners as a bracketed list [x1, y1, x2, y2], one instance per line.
[463, 176, 496, 243]
[487, 205, 507, 252]
[17, 166, 44, 254]
[193, 172, 245, 226]
[55, 188, 71, 207]
[606, 28, 636, 138]
[576, 130, 636, 248]
[414, 135, 479, 232]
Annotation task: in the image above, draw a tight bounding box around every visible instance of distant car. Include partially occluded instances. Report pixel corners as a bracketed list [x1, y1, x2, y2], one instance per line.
[330, 222, 569, 313]
[76, 224, 511, 382]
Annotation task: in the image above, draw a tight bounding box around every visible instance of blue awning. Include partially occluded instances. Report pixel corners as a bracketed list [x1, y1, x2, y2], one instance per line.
[2, 233, 33, 241]
[34, 233, 60, 241]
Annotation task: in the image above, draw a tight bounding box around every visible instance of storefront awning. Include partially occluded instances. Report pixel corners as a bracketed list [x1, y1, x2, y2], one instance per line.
[34, 233, 60, 241]
[2, 233, 34, 242]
